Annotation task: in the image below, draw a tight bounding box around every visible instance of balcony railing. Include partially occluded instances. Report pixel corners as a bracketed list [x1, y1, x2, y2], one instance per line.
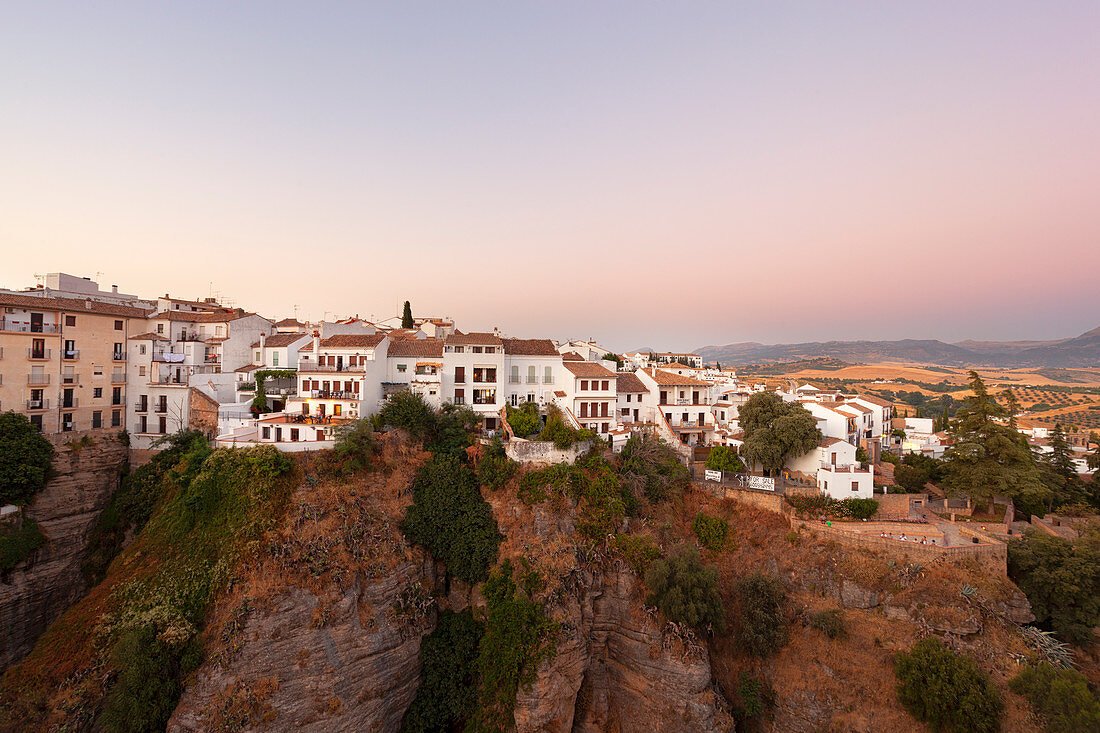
[2, 321, 60, 334]
[150, 376, 188, 385]
[508, 376, 522, 384]
[62, 373, 78, 385]
[152, 353, 185, 363]
[63, 349, 80, 360]
[526, 376, 539, 384]
[204, 354, 221, 363]
[542, 376, 554, 384]
[111, 395, 124, 406]
[26, 399, 50, 410]
[307, 390, 359, 400]
[61, 397, 79, 409]
[27, 348, 51, 360]
[135, 401, 148, 412]
[27, 374, 50, 386]
[299, 363, 365, 373]
[112, 352, 126, 361]
[111, 372, 126, 384]
[154, 403, 168, 414]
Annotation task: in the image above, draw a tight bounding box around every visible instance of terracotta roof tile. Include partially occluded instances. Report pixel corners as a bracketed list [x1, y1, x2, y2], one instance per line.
[561, 351, 585, 361]
[151, 308, 258, 323]
[643, 368, 711, 386]
[249, 333, 308, 348]
[0, 292, 150, 318]
[615, 373, 648, 394]
[502, 338, 559, 356]
[274, 317, 305, 327]
[445, 331, 503, 346]
[563, 362, 618, 379]
[320, 334, 386, 348]
[388, 338, 444, 357]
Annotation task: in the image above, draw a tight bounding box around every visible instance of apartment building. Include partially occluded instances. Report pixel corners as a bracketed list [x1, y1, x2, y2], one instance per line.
[0, 293, 148, 434]
[635, 368, 716, 446]
[501, 338, 562, 407]
[127, 308, 273, 448]
[652, 352, 703, 368]
[559, 361, 618, 437]
[292, 333, 389, 421]
[615, 372, 649, 424]
[443, 332, 504, 428]
[386, 337, 445, 407]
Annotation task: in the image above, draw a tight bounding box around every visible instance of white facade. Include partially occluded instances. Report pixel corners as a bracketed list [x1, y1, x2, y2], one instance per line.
[818, 463, 874, 499]
[559, 361, 618, 437]
[442, 333, 505, 428]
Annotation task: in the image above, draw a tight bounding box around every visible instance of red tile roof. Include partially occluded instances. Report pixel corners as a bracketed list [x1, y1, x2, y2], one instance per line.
[274, 317, 305, 327]
[388, 338, 444, 357]
[151, 308, 257, 323]
[250, 333, 308, 348]
[319, 334, 386, 348]
[616, 373, 648, 393]
[643, 368, 711, 386]
[563, 362, 618, 379]
[128, 331, 169, 341]
[502, 338, 559, 356]
[0, 292, 150, 318]
[445, 331, 502, 346]
[561, 351, 585, 361]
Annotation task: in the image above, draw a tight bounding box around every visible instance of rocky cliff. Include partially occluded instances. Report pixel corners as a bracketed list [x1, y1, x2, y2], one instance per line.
[0, 430, 127, 670]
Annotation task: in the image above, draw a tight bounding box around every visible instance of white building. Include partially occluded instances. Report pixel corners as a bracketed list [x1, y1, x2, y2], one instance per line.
[502, 338, 563, 407]
[615, 372, 649, 425]
[635, 368, 717, 446]
[443, 332, 505, 429]
[386, 337, 445, 407]
[559, 361, 619, 437]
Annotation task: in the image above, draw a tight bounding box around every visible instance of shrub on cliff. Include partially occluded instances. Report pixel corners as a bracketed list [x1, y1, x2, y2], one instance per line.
[1008, 528, 1100, 646]
[618, 433, 689, 503]
[401, 610, 484, 733]
[692, 512, 730, 552]
[401, 454, 502, 585]
[468, 560, 556, 732]
[476, 436, 516, 491]
[895, 637, 1002, 733]
[505, 402, 541, 438]
[1010, 662, 1100, 733]
[645, 544, 725, 633]
[736, 572, 788, 656]
[705, 445, 744, 473]
[0, 411, 54, 505]
[0, 518, 47, 573]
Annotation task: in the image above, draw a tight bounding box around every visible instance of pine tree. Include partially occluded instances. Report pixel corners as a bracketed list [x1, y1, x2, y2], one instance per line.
[1001, 389, 1021, 430]
[401, 300, 414, 329]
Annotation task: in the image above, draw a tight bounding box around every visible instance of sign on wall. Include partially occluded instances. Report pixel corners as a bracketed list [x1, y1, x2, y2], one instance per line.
[704, 469, 722, 482]
[736, 474, 776, 492]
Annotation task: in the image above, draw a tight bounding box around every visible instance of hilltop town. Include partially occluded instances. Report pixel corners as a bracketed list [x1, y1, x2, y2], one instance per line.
[2, 272, 1099, 732]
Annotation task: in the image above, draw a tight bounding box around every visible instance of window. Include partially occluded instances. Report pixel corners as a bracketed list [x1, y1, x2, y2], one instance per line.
[156, 323, 163, 334]
[65, 315, 76, 326]
[454, 366, 465, 383]
[92, 411, 102, 428]
[397, 364, 407, 373]
[580, 380, 588, 391]
[111, 410, 121, 427]
[139, 366, 146, 376]
[544, 366, 553, 384]
[93, 387, 103, 398]
[510, 366, 519, 383]
[472, 346, 482, 353]
[30, 414, 42, 431]
[272, 352, 279, 366]
[510, 394, 519, 407]
[93, 365, 103, 376]
[601, 380, 609, 390]
[112, 387, 122, 405]
[159, 416, 167, 434]
[291, 429, 300, 442]
[852, 482, 859, 492]
[63, 413, 73, 431]
[139, 344, 147, 355]
[601, 423, 608, 433]
[262, 427, 271, 439]
[454, 388, 465, 405]
[454, 346, 464, 353]
[114, 320, 123, 330]
[139, 416, 147, 433]
[472, 388, 496, 405]
[527, 366, 536, 383]
[255, 351, 261, 362]
[579, 403, 588, 417]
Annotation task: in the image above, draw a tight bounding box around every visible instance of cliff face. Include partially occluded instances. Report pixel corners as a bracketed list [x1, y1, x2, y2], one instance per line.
[169, 560, 439, 732]
[0, 430, 127, 670]
[515, 568, 727, 733]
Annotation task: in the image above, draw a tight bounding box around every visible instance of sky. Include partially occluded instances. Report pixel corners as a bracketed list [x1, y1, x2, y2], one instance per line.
[2, 2, 1098, 352]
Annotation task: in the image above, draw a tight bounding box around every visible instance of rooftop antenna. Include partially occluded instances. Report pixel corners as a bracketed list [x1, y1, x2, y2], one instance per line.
[94, 271, 104, 284]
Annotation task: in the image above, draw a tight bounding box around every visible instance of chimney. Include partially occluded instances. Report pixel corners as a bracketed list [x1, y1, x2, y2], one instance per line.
[312, 333, 320, 357]
[112, 285, 118, 294]
[259, 332, 266, 348]
[84, 299, 92, 310]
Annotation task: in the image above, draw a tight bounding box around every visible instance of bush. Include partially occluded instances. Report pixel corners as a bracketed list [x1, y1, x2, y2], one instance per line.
[1008, 529, 1100, 646]
[610, 534, 661, 575]
[426, 403, 480, 457]
[705, 445, 744, 473]
[842, 497, 879, 520]
[809, 609, 846, 639]
[737, 572, 788, 656]
[401, 455, 502, 585]
[400, 610, 484, 732]
[618, 434, 689, 503]
[692, 512, 730, 552]
[732, 671, 774, 722]
[0, 411, 54, 505]
[476, 436, 516, 491]
[644, 544, 725, 633]
[468, 560, 556, 732]
[538, 405, 596, 449]
[894, 637, 1002, 733]
[329, 419, 378, 475]
[377, 391, 438, 441]
[1009, 662, 1100, 733]
[506, 402, 541, 438]
[0, 518, 47, 573]
[786, 495, 878, 520]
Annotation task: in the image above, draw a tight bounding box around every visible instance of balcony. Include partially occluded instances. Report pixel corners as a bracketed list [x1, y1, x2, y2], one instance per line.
[135, 401, 149, 412]
[27, 348, 52, 360]
[508, 376, 522, 384]
[61, 397, 79, 409]
[111, 372, 126, 384]
[542, 376, 554, 384]
[27, 373, 51, 386]
[307, 390, 359, 400]
[154, 403, 168, 414]
[112, 352, 126, 362]
[526, 376, 539, 384]
[150, 375, 188, 386]
[299, 363, 365, 373]
[62, 349, 80, 361]
[2, 320, 60, 334]
[26, 399, 50, 411]
[152, 352, 185, 363]
[62, 373, 79, 385]
[204, 354, 221, 364]
[111, 395, 124, 406]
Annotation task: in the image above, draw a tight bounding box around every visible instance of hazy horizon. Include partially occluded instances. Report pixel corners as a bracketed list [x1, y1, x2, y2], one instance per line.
[3, 2, 1098, 351]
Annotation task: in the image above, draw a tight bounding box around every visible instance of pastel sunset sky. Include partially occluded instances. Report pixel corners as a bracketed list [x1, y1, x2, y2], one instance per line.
[2, 2, 1098, 351]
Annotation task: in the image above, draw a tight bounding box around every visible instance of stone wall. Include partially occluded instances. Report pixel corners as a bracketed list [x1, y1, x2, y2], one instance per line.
[0, 429, 129, 670]
[504, 438, 592, 466]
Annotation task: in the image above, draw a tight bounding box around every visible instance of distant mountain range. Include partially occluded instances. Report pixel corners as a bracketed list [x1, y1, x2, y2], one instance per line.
[695, 326, 1100, 368]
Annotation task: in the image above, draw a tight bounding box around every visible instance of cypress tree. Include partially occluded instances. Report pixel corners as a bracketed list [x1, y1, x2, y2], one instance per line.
[401, 301, 414, 329]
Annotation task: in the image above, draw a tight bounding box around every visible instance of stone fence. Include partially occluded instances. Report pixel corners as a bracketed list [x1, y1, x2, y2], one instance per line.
[502, 438, 593, 466]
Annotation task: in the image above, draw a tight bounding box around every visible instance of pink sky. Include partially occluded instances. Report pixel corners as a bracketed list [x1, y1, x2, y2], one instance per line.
[2, 2, 1098, 351]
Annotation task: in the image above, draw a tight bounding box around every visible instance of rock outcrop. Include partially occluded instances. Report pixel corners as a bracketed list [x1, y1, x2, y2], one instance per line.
[169, 559, 439, 732]
[515, 568, 729, 733]
[0, 430, 127, 670]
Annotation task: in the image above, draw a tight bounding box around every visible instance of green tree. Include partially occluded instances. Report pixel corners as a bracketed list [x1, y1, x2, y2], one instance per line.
[1008, 529, 1100, 646]
[738, 393, 821, 475]
[692, 512, 730, 552]
[705, 445, 744, 473]
[476, 436, 516, 491]
[506, 401, 540, 437]
[601, 352, 624, 369]
[401, 455, 502, 585]
[401, 300, 414, 329]
[400, 610, 484, 733]
[618, 433, 689, 503]
[644, 544, 725, 633]
[736, 571, 788, 656]
[378, 391, 438, 442]
[1001, 389, 1022, 430]
[0, 411, 55, 505]
[894, 637, 1002, 733]
[1010, 662, 1100, 733]
[944, 371, 1047, 511]
[1088, 432, 1100, 471]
